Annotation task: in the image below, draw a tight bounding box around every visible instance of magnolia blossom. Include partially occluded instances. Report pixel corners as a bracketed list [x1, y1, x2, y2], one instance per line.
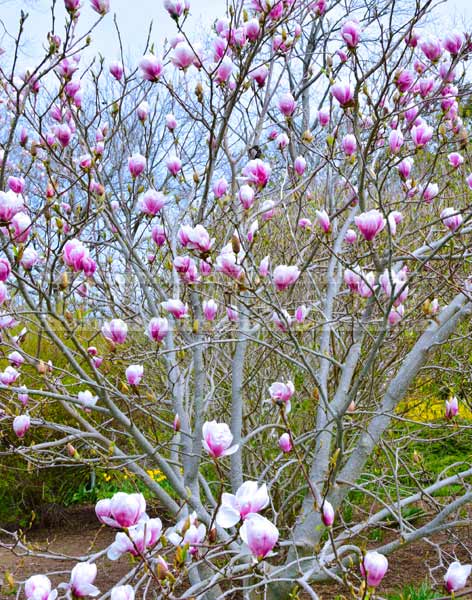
[388, 304, 405, 326]
[355, 209, 386, 241]
[110, 585, 134, 600]
[422, 182, 439, 203]
[90, 0, 110, 15]
[128, 153, 146, 178]
[341, 19, 361, 48]
[168, 512, 206, 555]
[317, 107, 330, 126]
[109, 60, 124, 80]
[171, 42, 197, 70]
[398, 157, 413, 179]
[444, 561, 471, 592]
[178, 224, 213, 252]
[126, 364, 144, 385]
[294, 156, 306, 175]
[95, 492, 146, 528]
[361, 551, 389, 587]
[162, 298, 189, 319]
[107, 518, 162, 560]
[77, 390, 98, 409]
[295, 304, 309, 323]
[448, 152, 464, 168]
[202, 420, 238, 458]
[269, 380, 294, 412]
[216, 481, 269, 527]
[164, 0, 189, 18]
[25, 575, 57, 600]
[321, 500, 335, 526]
[166, 155, 182, 176]
[331, 81, 354, 106]
[0, 191, 25, 223]
[139, 189, 167, 215]
[139, 54, 163, 81]
[272, 310, 292, 332]
[242, 159, 271, 188]
[1, 366, 20, 385]
[68, 563, 99, 598]
[213, 177, 228, 198]
[11, 212, 32, 243]
[278, 92, 296, 117]
[0, 258, 11, 281]
[273, 265, 300, 291]
[388, 129, 403, 153]
[147, 317, 169, 342]
[13, 414, 30, 437]
[411, 122, 433, 147]
[345, 229, 357, 244]
[102, 319, 128, 343]
[341, 133, 357, 156]
[240, 513, 279, 559]
[445, 396, 459, 419]
[215, 248, 243, 280]
[420, 35, 443, 61]
[315, 209, 331, 232]
[238, 184, 255, 209]
[441, 207, 463, 232]
[278, 432, 292, 452]
[166, 113, 177, 130]
[8, 351, 24, 367]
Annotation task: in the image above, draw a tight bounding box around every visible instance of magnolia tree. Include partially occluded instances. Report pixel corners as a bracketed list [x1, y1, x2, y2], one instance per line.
[1, 0, 472, 598]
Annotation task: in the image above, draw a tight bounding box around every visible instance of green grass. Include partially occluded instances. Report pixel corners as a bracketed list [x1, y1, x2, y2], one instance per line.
[387, 582, 440, 600]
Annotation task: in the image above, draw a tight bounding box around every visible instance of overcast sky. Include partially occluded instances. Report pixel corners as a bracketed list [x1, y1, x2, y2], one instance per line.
[0, 0, 470, 68]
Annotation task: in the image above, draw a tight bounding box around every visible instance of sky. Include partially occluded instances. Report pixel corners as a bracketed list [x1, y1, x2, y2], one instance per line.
[0, 0, 470, 68]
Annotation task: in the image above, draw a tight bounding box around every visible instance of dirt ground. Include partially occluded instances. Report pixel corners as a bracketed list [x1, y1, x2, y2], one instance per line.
[0, 507, 470, 599]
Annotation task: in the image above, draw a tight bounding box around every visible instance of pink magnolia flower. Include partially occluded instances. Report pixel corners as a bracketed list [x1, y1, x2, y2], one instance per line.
[95, 492, 146, 528]
[388, 129, 403, 154]
[345, 229, 357, 244]
[178, 224, 213, 252]
[203, 299, 218, 321]
[239, 184, 255, 209]
[321, 500, 335, 526]
[388, 304, 404, 326]
[128, 153, 146, 178]
[107, 518, 162, 560]
[215, 249, 243, 280]
[405, 28, 420, 47]
[1, 366, 20, 385]
[148, 317, 169, 342]
[422, 182, 439, 203]
[273, 265, 300, 291]
[166, 155, 182, 176]
[418, 77, 434, 98]
[25, 575, 57, 600]
[139, 189, 167, 215]
[398, 157, 413, 179]
[361, 551, 388, 587]
[166, 114, 177, 130]
[215, 56, 234, 84]
[7, 176, 25, 194]
[445, 396, 459, 419]
[276, 133, 289, 150]
[250, 64, 268, 87]
[126, 364, 143, 386]
[216, 481, 269, 528]
[420, 35, 443, 62]
[0, 258, 11, 281]
[396, 69, 414, 92]
[240, 513, 279, 559]
[278, 432, 292, 453]
[213, 177, 228, 198]
[164, 0, 189, 18]
[18, 386, 29, 406]
[272, 310, 292, 332]
[443, 31, 463, 55]
[331, 81, 354, 107]
[411, 122, 433, 147]
[226, 305, 239, 322]
[161, 298, 188, 319]
[444, 562, 471, 592]
[245, 18, 260, 41]
[278, 92, 296, 117]
[202, 420, 238, 458]
[441, 207, 463, 232]
[68, 563, 99, 598]
[109, 61, 124, 80]
[341, 134, 357, 156]
[139, 54, 163, 81]
[55, 123, 72, 148]
[448, 152, 463, 168]
[11, 212, 32, 243]
[298, 218, 312, 230]
[90, 0, 109, 15]
[13, 414, 30, 438]
[387, 211, 403, 236]
[152, 224, 166, 247]
[295, 304, 309, 323]
[173, 413, 181, 431]
[242, 159, 271, 188]
[355, 209, 386, 241]
[8, 351, 24, 368]
[294, 156, 306, 176]
[269, 380, 294, 412]
[102, 319, 128, 344]
[0, 281, 7, 305]
[358, 271, 376, 298]
[110, 585, 134, 600]
[171, 42, 196, 69]
[0, 190, 24, 222]
[315, 209, 331, 232]
[317, 107, 330, 126]
[167, 512, 205, 555]
[137, 101, 149, 122]
[341, 19, 361, 48]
